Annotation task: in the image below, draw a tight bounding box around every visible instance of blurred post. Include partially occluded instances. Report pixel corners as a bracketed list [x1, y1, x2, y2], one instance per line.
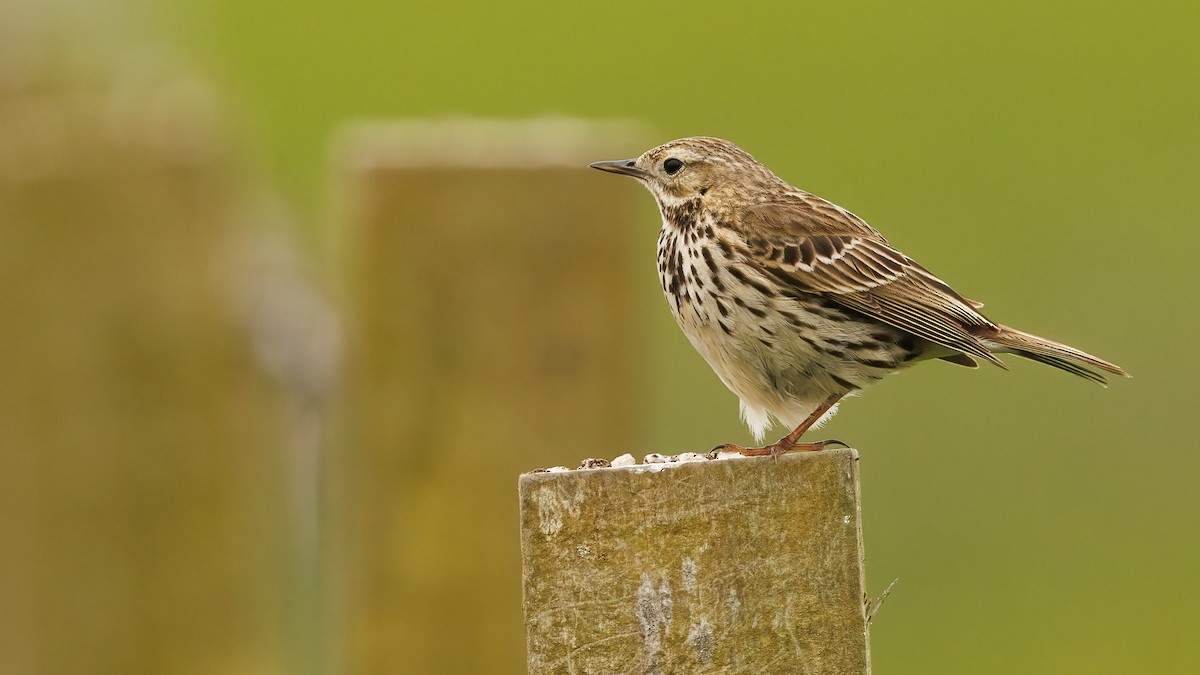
[327, 119, 650, 674]
[0, 20, 314, 675]
[519, 450, 872, 674]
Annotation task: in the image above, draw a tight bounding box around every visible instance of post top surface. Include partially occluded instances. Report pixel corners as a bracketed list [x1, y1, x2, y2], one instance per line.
[520, 446, 859, 485]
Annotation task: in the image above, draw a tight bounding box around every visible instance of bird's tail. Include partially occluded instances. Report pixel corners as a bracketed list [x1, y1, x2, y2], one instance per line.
[981, 325, 1129, 385]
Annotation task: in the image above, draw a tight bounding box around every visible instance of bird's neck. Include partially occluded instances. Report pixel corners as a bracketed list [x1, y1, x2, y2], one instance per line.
[657, 196, 704, 236]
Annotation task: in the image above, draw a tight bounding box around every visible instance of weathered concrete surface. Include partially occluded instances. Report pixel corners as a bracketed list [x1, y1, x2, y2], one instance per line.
[520, 449, 870, 675]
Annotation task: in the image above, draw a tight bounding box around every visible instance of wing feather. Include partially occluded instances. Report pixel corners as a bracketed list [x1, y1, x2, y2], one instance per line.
[733, 200, 1003, 366]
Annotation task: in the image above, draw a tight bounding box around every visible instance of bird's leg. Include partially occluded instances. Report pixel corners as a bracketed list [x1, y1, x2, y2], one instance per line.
[712, 393, 846, 458]
[769, 393, 846, 454]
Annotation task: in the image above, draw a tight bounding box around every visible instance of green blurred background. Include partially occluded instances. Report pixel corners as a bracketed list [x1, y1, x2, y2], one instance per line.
[2, 0, 1197, 673]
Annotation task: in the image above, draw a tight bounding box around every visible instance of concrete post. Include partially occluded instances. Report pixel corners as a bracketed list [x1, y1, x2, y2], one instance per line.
[520, 449, 871, 674]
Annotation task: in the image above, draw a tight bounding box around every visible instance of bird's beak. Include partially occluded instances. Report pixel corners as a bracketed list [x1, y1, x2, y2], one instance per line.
[589, 159, 644, 178]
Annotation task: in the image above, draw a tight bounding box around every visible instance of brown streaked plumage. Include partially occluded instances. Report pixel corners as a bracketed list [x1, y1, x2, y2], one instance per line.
[591, 136, 1128, 456]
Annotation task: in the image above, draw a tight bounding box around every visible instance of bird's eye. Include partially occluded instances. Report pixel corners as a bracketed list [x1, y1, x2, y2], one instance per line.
[663, 158, 684, 175]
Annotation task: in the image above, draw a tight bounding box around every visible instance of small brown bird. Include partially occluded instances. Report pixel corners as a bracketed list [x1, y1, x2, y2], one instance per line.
[591, 137, 1127, 456]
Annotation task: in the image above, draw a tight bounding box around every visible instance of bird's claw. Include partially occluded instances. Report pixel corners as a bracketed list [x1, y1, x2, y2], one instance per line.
[707, 443, 744, 459]
[708, 439, 850, 459]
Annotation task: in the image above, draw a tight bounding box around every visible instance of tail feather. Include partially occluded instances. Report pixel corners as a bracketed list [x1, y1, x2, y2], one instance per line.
[981, 325, 1129, 385]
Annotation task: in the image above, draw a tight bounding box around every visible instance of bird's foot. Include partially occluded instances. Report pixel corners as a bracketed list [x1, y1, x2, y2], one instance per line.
[709, 439, 848, 458]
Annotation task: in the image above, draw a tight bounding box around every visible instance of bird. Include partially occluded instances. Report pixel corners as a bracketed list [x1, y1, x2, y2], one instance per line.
[590, 137, 1127, 457]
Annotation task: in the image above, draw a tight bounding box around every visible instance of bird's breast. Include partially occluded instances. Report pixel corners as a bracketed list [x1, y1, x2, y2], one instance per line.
[655, 219, 921, 399]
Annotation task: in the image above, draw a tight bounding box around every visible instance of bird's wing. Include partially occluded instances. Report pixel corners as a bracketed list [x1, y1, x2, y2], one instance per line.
[743, 196, 888, 241]
[736, 201, 1003, 365]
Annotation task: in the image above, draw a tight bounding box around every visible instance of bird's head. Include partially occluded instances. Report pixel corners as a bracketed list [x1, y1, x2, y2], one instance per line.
[590, 136, 780, 208]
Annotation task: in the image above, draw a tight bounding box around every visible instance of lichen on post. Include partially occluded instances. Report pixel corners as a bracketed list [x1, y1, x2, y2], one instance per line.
[519, 449, 871, 674]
